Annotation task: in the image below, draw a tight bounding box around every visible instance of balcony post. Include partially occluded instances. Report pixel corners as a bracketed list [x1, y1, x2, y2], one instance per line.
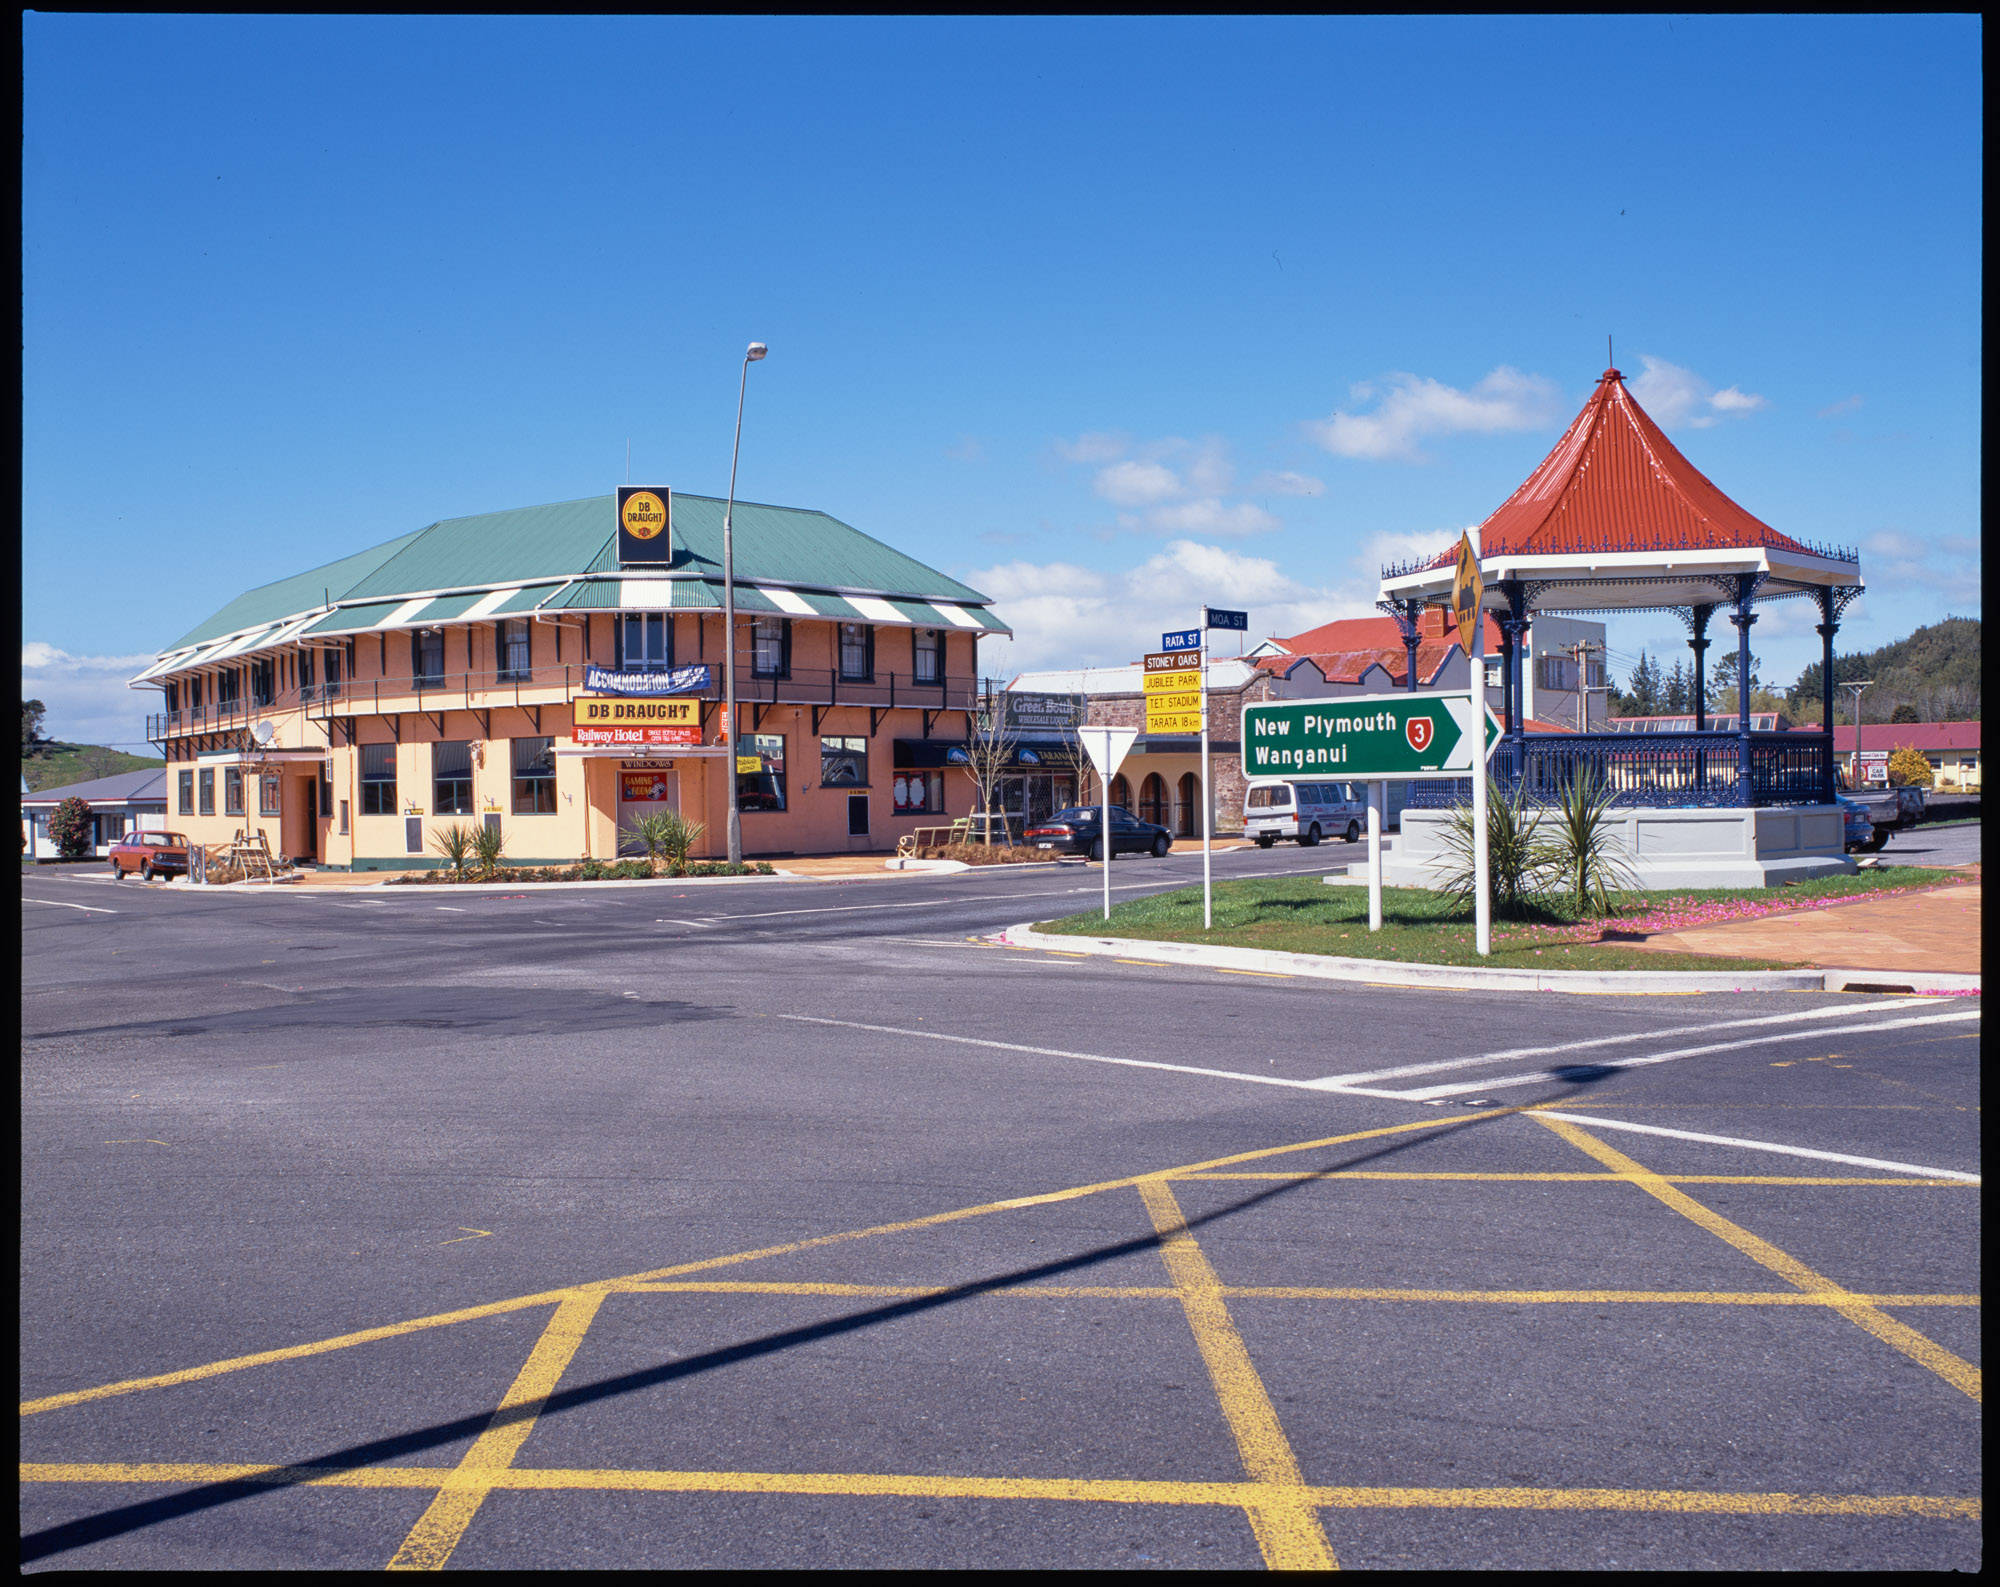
[1688, 604, 1713, 731]
[1501, 580, 1528, 781]
[1731, 575, 1758, 801]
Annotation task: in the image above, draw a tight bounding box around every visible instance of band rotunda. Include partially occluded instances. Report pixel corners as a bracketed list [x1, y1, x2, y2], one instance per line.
[133, 490, 1010, 868]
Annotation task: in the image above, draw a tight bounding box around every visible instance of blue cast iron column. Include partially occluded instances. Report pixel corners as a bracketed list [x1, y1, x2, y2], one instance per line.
[1502, 581, 1528, 780]
[1815, 588, 1840, 805]
[1730, 575, 1758, 802]
[1687, 604, 1713, 731]
[1402, 599, 1422, 692]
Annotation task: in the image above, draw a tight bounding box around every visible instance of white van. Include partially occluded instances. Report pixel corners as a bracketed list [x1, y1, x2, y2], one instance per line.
[1242, 778, 1368, 848]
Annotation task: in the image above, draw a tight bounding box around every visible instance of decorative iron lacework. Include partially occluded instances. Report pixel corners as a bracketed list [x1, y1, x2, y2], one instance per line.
[1406, 731, 1832, 811]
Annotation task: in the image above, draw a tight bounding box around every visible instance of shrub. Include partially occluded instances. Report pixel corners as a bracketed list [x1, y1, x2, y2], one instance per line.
[50, 797, 93, 860]
[1886, 745, 1933, 788]
[471, 820, 508, 879]
[429, 821, 479, 881]
[625, 810, 706, 874]
[1434, 777, 1547, 915]
[1529, 765, 1639, 918]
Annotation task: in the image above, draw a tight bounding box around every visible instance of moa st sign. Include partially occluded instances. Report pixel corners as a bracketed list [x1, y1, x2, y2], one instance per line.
[1241, 692, 1500, 780]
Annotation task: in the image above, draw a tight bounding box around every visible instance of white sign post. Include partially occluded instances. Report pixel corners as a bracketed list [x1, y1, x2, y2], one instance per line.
[1198, 631, 1213, 930]
[1078, 725, 1139, 922]
[1367, 781, 1384, 931]
[1470, 614, 1492, 956]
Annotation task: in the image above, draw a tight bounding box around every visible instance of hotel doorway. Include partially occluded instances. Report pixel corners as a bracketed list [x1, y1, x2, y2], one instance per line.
[616, 763, 680, 856]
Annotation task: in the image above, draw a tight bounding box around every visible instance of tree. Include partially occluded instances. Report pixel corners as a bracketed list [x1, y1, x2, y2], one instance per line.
[22, 699, 46, 751]
[962, 684, 1020, 844]
[1710, 649, 1761, 704]
[1621, 650, 1662, 716]
[1886, 745, 1933, 788]
[1890, 703, 1921, 724]
[50, 796, 92, 860]
[1663, 659, 1688, 714]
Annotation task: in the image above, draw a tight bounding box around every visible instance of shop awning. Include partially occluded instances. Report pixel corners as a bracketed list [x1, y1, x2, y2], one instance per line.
[893, 740, 1079, 770]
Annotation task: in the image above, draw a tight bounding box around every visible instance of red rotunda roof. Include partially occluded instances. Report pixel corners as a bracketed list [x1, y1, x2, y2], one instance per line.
[1449, 367, 1817, 563]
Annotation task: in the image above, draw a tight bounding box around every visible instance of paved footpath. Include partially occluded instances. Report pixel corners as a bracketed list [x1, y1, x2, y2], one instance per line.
[1636, 878, 1980, 977]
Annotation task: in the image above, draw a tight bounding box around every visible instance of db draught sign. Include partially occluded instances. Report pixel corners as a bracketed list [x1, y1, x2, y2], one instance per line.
[617, 486, 674, 566]
[1406, 717, 1434, 753]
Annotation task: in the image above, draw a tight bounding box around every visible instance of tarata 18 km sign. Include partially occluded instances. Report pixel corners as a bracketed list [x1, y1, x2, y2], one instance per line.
[1240, 691, 1500, 780]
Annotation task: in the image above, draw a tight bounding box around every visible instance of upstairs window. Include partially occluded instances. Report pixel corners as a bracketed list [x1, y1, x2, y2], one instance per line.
[412, 628, 445, 689]
[433, 740, 474, 815]
[512, 736, 556, 813]
[498, 619, 533, 682]
[323, 647, 343, 699]
[360, 743, 397, 816]
[216, 670, 240, 708]
[838, 623, 873, 682]
[250, 658, 275, 708]
[165, 681, 180, 715]
[299, 649, 315, 700]
[751, 617, 790, 679]
[190, 676, 204, 711]
[913, 628, 943, 685]
[619, 613, 672, 672]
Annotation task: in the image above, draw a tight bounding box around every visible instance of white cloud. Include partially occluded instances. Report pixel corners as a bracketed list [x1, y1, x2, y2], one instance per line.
[1140, 499, 1280, 536]
[1307, 366, 1562, 462]
[1250, 470, 1325, 497]
[1627, 355, 1768, 430]
[1817, 394, 1864, 419]
[969, 541, 1376, 677]
[1094, 458, 1182, 507]
[1053, 431, 1127, 464]
[1861, 528, 1981, 599]
[22, 643, 162, 751]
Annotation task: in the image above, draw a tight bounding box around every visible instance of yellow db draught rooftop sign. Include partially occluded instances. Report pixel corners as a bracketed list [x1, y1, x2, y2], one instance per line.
[617, 486, 674, 565]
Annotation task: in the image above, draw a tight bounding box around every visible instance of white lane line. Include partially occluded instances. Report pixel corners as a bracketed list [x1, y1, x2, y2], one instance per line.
[22, 897, 117, 914]
[1385, 1011, 1982, 1100]
[1309, 999, 1945, 1089]
[658, 918, 718, 929]
[772, 1014, 1381, 1093]
[711, 867, 1340, 923]
[1532, 1112, 1980, 1183]
[435, 906, 466, 913]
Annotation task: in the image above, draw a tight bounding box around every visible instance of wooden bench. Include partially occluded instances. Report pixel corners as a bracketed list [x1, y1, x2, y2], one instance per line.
[895, 822, 960, 858]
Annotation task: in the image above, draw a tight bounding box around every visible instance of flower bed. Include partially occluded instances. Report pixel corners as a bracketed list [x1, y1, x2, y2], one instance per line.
[912, 842, 1062, 866]
[386, 859, 775, 885]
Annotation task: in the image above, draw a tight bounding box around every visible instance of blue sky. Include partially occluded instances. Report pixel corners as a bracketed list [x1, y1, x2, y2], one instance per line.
[23, 14, 1981, 747]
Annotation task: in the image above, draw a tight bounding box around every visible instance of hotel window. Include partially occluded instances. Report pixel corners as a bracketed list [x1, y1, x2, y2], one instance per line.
[178, 770, 195, 815]
[217, 669, 240, 708]
[299, 648, 316, 701]
[894, 770, 945, 815]
[250, 658, 275, 708]
[838, 623, 873, 682]
[360, 743, 397, 815]
[751, 617, 790, 679]
[189, 676, 204, 711]
[913, 628, 943, 684]
[498, 619, 533, 681]
[224, 768, 245, 817]
[260, 774, 282, 816]
[736, 733, 786, 812]
[324, 647, 343, 699]
[820, 736, 867, 787]
[433, 740, 474, 815]
[512, 736, 557, 814]
[165, 680, 180, 716]
[412, 628, 445, 689]
[619, 613, 672, 672]
[199, 768, 215, 815]
[320, 762, 334, 820]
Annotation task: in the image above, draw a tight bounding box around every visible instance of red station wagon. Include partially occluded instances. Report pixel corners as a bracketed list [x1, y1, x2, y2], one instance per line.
[108, 831, 193, 880]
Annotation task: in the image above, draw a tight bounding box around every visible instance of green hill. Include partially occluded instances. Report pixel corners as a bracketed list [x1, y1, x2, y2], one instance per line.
[1786, 615, 1980, 725]
[20, 743, 165, 793]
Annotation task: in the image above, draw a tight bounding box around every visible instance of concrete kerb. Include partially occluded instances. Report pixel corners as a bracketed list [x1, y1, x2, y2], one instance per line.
[998, 922, 1981, 995]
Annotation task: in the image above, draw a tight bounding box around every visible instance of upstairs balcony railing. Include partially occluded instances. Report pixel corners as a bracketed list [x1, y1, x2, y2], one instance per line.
[1407, 730, 1833, 810]
[146, 660, 981, 746]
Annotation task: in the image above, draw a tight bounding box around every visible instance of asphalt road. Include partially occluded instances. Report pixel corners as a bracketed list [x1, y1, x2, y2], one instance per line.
[19, 846, 1982, 1570]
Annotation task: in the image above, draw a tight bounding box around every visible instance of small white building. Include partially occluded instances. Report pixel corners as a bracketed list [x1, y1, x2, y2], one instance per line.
[22, 769, 169, 861]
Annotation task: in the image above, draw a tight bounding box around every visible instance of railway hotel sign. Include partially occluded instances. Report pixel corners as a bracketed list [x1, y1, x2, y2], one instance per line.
[574, 696, 702, 748]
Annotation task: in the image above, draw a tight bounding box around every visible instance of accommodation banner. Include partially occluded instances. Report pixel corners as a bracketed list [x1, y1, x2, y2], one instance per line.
[584, 663, 711, 696]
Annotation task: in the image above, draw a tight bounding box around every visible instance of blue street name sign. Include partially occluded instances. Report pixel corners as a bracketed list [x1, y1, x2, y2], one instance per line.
[1162, 629, 1202, 651]
[1205, 607, 1248, 631]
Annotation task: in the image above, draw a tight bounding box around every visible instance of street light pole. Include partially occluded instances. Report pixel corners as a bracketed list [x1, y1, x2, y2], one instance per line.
[1842, 678, 1873, 787]
[722, 341, 767, 867]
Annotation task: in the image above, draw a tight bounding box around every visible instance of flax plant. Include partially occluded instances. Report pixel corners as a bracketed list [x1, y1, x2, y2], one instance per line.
[1436, 775, 1547, 916]
[1529, 765, 1639, 917]
[470, 819, 508, 880]
[429, 821, 479, 882]
[627, 810, 704, 875]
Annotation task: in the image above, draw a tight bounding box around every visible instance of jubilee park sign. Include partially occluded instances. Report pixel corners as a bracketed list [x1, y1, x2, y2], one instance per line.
[1240, 693, 1500, 780]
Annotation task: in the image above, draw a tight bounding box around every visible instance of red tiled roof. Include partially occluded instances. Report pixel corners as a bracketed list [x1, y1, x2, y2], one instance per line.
[1271, 611, 1503, 658]
[1793, 721, 1981, 753]
[1422, 368, 1815, 565]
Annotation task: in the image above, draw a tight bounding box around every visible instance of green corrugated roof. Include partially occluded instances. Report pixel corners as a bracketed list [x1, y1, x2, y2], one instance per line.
[887, 598, 945, 625]
[168, 527, 427, 648]
[163, 491, 999, 658]
[302, 600, 407, 636]
[416, 591, 486, 621]
[493, 582, 566, 614]
[556, 581, 620, 609]
[801, 591, 862, 619]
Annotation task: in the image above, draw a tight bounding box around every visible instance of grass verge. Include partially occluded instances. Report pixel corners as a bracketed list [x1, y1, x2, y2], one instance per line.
[1035, 866, 1964, 972]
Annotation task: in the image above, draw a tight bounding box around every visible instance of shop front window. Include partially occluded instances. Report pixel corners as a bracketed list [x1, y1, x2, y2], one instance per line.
[434, 741, 474, 815]
[820, 736, 867, 787]
[360, 743, 397, 815]
[260, 774, 282, 816]
[737, 733, 786, 812]
[224, 768, 246, 817]
[894, 770, 945, 815]
[178, 770, 195, 815]
[199, 768, 215, 815]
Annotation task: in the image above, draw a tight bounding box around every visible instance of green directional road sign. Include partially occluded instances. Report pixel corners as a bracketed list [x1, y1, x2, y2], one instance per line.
[1240, 691, 1501, 780]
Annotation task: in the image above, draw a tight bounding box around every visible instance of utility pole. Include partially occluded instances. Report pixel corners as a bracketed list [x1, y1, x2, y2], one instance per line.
[1842, 679, 1874, 786]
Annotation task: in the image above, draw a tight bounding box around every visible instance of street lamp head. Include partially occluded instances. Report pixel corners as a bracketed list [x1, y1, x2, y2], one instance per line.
[746, 342, 767, 362]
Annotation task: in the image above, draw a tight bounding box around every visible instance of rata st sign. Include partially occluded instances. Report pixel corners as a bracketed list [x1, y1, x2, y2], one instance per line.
[1240, 691, 1500, 781]
[1161, 629, 1202, 652]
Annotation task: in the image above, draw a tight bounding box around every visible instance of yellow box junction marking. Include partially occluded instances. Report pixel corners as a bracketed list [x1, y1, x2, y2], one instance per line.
[19, 1104, 1982, 1570]
[1533, 1115, 1981, 1405]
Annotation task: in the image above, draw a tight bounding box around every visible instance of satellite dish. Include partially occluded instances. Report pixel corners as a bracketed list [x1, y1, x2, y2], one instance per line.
[252, 720, 277, 747]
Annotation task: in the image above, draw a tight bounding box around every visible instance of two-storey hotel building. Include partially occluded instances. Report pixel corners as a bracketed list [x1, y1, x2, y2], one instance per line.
[133, 491, 1010, 867]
